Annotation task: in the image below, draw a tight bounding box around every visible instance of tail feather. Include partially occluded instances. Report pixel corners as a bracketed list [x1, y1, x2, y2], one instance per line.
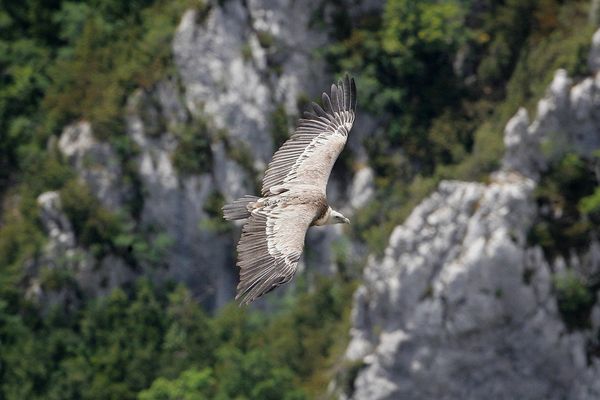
[222, 195, 259, 221]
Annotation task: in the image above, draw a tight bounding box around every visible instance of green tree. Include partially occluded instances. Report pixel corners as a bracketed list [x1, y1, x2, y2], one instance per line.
[329, 0, 469, 168]
[138, 368, 216, 400]
[159, 286, 216, 378]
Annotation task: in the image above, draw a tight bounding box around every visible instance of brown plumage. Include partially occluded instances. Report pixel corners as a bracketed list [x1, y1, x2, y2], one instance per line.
[223, 75, 357, 305]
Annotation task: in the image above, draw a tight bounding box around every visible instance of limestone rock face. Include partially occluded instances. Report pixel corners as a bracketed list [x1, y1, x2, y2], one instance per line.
[349, 167, 375, 210]
[588, 27, 600, 73]
[340, 30, 600, 400]
[126, 84, 235, 309]
[343, 175, 600, 399]
[173, 0, 329, 167]
[58, 121, 127, 209]
[502, 66, 600, 179]
[342, 173, 600, 400]
[29, 192, 133, 308]
[501, 108, 540, 179]
[211, 140, 253, 203]
[55, 80, 237, 310]
[37, 192, 77, 260]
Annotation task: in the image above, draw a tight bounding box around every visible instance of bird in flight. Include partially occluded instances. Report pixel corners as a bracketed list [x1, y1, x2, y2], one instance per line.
[223, 75, 357, 305]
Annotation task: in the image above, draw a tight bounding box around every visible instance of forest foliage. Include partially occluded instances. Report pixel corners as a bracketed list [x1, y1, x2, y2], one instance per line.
[0, 0, 598, 398]
[0, 278, 353, 399]
[328, 0, 594, 253]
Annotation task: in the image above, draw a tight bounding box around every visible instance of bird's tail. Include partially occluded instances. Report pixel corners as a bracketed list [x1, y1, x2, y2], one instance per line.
[222, 195, 259, 221]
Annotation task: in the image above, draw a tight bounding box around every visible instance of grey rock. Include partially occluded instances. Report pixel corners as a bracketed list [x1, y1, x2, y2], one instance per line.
[172, 0, 330, 167]
[154, 79, 189, 128]
[29, 192, 132, 307]
[173, 5, 273, 165]
[502, 66, 600, 179]
[589, 28, 600, 73]
[211, 140, 253, 203]
[126, 87, 236, 309]
[342, 171, 599, 400]
[37, 191, 76, 252]
[501, 108, 543, 179]
[127, 80, 189, 137]
[350, 167, 375, 210]
[58, 121, 127, 209]
[305, 224, 345, 276]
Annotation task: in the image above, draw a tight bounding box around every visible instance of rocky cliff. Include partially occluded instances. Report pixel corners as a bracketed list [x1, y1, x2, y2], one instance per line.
[28, 0, 377, 310]
[336, 30, 600, 400]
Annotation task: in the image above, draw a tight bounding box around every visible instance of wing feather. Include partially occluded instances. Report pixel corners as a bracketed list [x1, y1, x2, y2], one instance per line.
[262, 75, 356, 195]
[235, 204, 317, 305]
[312, 102, 328, 118]
[322, 92, 334, 114]
[331, 83, 342, 113]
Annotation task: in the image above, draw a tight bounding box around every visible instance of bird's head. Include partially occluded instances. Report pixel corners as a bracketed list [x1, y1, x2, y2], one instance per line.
[329, 209, 350, 225]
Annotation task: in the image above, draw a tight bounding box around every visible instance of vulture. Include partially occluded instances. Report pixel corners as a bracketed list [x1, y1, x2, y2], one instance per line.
[223, 75, 357, 305]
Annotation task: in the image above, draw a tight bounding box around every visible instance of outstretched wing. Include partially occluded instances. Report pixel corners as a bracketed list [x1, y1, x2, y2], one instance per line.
[262, 75, 357, 196]
[235, 203, 317, 305]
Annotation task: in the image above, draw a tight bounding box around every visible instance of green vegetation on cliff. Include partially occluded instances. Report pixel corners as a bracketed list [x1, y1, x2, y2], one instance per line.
[328, 0, 594, 253]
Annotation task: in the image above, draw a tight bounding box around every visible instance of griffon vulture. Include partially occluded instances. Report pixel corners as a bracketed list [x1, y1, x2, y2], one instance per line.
[223, 75, 357, 305]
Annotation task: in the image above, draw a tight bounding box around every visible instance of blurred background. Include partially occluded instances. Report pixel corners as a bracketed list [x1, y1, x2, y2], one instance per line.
[1, 0, 600, 398]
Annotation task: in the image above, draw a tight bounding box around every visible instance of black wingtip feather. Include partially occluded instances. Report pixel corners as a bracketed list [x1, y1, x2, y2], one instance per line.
[303, 74, 356, 117]
[336, 73, 355, 112]
[322, 92, 333, 114]
[332, 83, 342, 113]
[311, 102, 328, 118]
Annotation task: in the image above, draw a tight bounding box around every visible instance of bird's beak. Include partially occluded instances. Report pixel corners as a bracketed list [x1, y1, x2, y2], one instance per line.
[343, 217, 350, 224]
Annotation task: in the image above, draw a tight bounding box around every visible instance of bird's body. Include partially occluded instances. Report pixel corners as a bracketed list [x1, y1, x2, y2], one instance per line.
[223, 75, 357, 304]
